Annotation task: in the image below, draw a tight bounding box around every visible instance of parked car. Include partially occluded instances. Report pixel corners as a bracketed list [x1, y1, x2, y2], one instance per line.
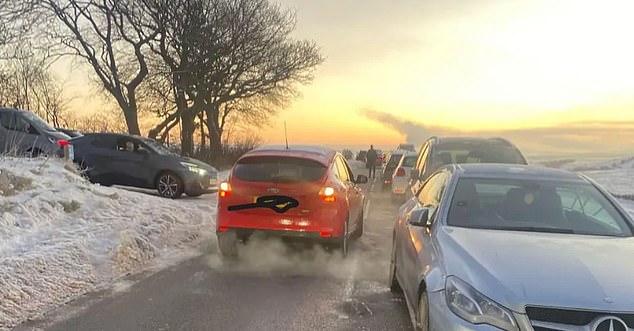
[390, 151, 417, 201]
[56, 127, 83, 138]
[356, 150, 367, 162]
[216, 145, 368, 258]
[0, 107, 70, 157]
[397, 143, 416, 152]
[390, 163, 634, 331]
[381, 150, 405, 190]
[70, 133, 218, 198]
[408, 137, 527, 198]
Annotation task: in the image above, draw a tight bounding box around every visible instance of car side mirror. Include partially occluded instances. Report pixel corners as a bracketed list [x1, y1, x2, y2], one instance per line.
[356, 174, 368, 184]
[407, 207, 430, 227]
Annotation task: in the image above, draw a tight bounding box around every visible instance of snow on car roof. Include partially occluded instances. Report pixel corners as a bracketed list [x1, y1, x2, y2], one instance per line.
[245, 145, 337, 165]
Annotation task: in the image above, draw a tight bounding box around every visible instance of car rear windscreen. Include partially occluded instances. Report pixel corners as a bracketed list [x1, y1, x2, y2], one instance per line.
[402, 155, 417, 167]
[434, 142, 526, 166]
[234, 156, 327, 183]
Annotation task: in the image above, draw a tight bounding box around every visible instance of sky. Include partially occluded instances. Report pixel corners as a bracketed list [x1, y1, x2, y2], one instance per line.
[257, 0, 634, 156]
[56, 0, 634, 158]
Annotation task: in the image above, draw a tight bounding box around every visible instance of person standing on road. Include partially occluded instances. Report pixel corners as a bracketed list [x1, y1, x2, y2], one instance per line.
[366, 145, 378, 179]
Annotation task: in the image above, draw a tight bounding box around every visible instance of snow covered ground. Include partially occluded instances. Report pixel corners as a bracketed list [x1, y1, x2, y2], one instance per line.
[0, 158, 218, 330]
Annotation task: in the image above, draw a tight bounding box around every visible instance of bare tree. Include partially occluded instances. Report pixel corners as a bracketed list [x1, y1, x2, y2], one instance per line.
[37, 0, 157, 135]
[0, 49, 70, 127]
[141, 0, 322, 157]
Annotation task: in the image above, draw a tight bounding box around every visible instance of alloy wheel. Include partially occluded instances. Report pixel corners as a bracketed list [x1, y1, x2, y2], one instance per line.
[158, 174, 181, 198]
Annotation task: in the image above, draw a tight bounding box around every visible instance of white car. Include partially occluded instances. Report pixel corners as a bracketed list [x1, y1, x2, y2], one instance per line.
[391, 151, 417, 202]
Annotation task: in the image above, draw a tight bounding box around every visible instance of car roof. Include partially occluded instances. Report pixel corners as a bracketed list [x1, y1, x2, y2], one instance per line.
[431, 136, 516, 147]
[77, 132, 146, 140]
[0, 107, 25, 113]
[452, 164, 585, 182]
[242, 145, 337, 166]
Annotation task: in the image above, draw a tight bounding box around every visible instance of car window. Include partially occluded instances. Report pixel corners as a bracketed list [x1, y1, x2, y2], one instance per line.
[0, 112, 15, 130]
[432, 142, 526, 166]
[90, 136, 117, 149]
[15, 115, 39, 134]
[334, 157, 351, 182]
[20, 112, 56, 133]
[447, 178, 633, 237]
[557, 188, 625, 233]
[417, 172, 448, 207]
[234, 156, 327, 183]
[116, 138, 138, 152]
[417, 172, 448, 224]
[402, 155, 417, 168]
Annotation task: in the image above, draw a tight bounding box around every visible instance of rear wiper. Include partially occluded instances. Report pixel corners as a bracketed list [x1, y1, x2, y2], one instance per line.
[495, 226, 575, 234]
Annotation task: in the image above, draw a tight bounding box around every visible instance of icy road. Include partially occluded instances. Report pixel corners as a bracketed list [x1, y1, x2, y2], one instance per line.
[18, 176, 414, 331]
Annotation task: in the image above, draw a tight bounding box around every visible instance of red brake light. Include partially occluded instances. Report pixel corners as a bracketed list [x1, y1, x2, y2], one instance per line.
[57, 139, 70, 147]
[320, 186, 336, 203]
[219, 182, 231, 198]
[396, 168, 406, 177]
[218, 226, 229, 232]
[320, 231, 332, 237]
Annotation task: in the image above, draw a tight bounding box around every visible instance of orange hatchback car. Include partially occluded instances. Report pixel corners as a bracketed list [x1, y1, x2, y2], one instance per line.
[216, 145, 368, 258]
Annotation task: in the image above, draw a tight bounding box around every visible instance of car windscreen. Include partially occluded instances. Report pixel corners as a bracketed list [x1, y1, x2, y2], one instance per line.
[402, 155, 417, 167]
[447, 178, 633, 237]
[433, 142, 526, 168]
[234, 156, 327, 183]
[20, 112, 56, 132]
[141, 138, 176, 156]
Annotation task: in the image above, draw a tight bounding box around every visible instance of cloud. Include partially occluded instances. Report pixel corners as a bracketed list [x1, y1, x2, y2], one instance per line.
[360, 108, 634, 157]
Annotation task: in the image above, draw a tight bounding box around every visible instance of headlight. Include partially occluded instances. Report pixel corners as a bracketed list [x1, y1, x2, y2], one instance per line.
[445, 276, 518, 331]
[180, 162, 206, 176]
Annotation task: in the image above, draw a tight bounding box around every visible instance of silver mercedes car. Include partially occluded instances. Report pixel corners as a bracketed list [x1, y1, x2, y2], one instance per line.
[389, 163, 634, 331]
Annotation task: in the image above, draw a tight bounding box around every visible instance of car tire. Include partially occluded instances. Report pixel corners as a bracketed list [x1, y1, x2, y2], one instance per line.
[351, 209, 364, 240]
[340, 219, 349, 258]
[217, 231, 238, 258]
[156, 172, 184, 199]
[416, 291, 430, 331]
[389, 244, 403, 294]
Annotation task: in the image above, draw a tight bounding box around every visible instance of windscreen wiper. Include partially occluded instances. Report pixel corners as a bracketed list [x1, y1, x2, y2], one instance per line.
[228, 195, 299, 214]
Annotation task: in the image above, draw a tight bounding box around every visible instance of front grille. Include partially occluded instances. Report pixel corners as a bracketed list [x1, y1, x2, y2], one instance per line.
[527, 306, 634, 328]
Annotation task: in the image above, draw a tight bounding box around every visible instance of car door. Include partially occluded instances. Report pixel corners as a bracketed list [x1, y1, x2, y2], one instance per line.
[79, 135, 120, 185]
[334, 156, 359, 230]
[400, 171, 449, 304]
[110, 137, 154, 188]
[340, 156, 364, 227]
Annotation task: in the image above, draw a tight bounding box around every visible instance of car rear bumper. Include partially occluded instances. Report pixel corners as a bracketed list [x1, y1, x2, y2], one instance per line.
[391, 178, 408, 194]
[216, 227, 340, 244]
[216, 206, 346, 237]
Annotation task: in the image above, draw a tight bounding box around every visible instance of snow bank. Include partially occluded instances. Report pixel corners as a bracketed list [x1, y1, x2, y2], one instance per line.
[0, 158, 216, 330]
